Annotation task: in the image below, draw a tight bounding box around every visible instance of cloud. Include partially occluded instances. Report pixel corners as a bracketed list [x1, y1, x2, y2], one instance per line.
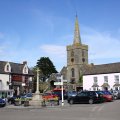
[40, 44, 66, 58]
[38, 26, 120, 70]
[39, 44, 67, 71]
[82, 26, 120, 64]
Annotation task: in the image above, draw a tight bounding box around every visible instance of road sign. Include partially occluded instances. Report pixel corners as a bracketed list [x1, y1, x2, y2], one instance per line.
[54, 82, 63, 85]
[63, 80, 67, 82]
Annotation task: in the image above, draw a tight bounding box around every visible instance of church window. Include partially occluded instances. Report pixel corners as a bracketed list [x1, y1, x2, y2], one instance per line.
[71, 68, 75, 77]
[71, 58, 74, 63]
[71, 51, 74, 57]
[82, 50, 84, 57]
[82, 58, 85, 63]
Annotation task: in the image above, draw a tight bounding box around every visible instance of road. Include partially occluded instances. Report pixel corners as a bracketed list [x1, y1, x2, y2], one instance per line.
[0, 100, 120, 120]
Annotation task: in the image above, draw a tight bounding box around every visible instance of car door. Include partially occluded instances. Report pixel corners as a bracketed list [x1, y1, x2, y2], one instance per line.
[77, 92, 88, 103]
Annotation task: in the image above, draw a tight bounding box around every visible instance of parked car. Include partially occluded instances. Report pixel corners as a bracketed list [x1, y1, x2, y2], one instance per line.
[67, 91, 77, 99]
[68, 91, 104, 104]
[111, 90, 120, 100]
[21, 93, 33, 100]
[42, 92, 59, 101]
[52, 88, 67, 100]
[0, 98, 6, 107]
[101, 91, 113, 102]
[95, 91, 106, 102]
[117, 91, 120, 99]
[8, 95, 20, 104]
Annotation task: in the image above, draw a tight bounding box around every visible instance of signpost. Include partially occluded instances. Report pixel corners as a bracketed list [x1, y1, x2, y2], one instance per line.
[54, 82, 63, 86]
[61, 76, 64, 106]
[54, 74, 64, 106]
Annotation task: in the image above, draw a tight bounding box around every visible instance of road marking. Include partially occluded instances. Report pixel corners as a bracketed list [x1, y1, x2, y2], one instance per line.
[91, 105, 104, 112]
[91, 106, 99, 112]
[98, 105, 104, 112]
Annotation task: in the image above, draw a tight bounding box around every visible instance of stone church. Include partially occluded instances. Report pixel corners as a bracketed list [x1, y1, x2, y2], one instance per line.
[48, 15, 88, 91]
[50, 15, 120, 92]
[60, 15, 89, 91]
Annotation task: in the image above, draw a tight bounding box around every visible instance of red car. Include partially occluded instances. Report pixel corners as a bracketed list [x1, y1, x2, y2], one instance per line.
[42, 93, 58, 101]
[101, 91, 113, 102]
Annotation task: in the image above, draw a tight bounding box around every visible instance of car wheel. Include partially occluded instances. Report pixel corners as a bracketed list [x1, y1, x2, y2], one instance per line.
[8, 100, 12, 104]
[69, 99, 74, 104]
[89, 99, 93, 104]
[114, 96, 117, 100]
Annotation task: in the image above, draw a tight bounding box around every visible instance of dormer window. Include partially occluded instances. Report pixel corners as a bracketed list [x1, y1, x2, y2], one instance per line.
[23, 65, 28, 74]
[7, 65, 9, 71]
[4, 62, 11, 72]
[0, 80, 2, 90]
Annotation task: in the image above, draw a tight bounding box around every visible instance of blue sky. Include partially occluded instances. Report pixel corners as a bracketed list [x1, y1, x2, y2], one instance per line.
[1, 0, 120, 72]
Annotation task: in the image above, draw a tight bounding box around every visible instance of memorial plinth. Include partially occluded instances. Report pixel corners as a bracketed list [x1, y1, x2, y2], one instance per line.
[29, 68, 43, 106]
[29, 92, 43, 106]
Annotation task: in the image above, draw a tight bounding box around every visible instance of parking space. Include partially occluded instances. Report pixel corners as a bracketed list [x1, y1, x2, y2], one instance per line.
[0, 100, 120, 120]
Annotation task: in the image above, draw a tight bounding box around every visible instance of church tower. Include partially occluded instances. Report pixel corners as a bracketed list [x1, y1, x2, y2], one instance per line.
[66, 15, 88, 90]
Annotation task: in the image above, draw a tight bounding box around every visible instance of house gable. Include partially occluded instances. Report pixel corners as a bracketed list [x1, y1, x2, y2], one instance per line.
[23, 64, 28, 74]
[4, 62, 11, 73]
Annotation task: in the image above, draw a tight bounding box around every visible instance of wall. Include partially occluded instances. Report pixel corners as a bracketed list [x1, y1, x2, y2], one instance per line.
[83, 73, 120, 91]
[0, 74, 9, 90]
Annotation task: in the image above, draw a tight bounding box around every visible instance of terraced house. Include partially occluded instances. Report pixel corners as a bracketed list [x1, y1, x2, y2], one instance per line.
[83, 63, 120, 91]
[0, 61, 34, 97]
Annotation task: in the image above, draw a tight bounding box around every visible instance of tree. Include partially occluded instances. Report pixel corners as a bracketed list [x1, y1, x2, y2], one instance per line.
[36, 57, 58, 82]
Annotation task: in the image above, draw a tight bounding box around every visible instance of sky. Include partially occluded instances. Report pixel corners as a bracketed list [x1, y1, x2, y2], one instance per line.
[1, 0, 120, 72]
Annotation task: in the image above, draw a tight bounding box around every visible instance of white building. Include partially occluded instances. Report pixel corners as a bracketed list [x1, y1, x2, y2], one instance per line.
[83, 63, 120, 91]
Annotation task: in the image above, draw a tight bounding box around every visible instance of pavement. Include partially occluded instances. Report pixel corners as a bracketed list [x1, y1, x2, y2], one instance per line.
[4, 100, 70, 109]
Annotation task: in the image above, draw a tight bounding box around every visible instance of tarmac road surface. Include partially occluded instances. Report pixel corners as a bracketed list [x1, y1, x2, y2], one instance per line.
[0, 100, 120, 120]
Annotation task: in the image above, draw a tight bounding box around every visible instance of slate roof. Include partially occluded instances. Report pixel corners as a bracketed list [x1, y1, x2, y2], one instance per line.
[83, 62, 120, 75]
[0, 61, 34, 76]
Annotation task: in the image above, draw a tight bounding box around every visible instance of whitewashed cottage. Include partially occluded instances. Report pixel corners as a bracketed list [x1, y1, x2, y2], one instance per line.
[83, 62, 120, 91]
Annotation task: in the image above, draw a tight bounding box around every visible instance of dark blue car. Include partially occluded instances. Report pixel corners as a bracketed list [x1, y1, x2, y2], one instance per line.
[0, 98, 6, 107]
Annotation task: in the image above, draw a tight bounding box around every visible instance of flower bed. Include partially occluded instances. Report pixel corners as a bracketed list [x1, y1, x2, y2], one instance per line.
[14, 98, 30, 106]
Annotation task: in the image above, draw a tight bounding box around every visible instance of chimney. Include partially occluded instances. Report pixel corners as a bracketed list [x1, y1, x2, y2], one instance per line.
[23, 61, 27, 65]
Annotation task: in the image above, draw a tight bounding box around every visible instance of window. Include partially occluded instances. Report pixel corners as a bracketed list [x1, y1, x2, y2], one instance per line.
[4, 63, 11, 72]
[23, 66, 28, 74]
[93, 87, 97, 91]
[115, 87, 118, 91]
[24, 67, 27, 73]
[7, 65, 9, 71]
[93, 77, 98, 83]
[104, 76, 108, 83]
[71, 68, 75, 77]
[82, 50, 84, 57]
[78, 92, 88, 97]
[71, 51, 74, 57]
[114, 75, 119, 83]
[0, 80, 2, 90]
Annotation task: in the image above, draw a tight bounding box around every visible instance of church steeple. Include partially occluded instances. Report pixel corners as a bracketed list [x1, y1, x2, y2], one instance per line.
[73, 15, 81, 45]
